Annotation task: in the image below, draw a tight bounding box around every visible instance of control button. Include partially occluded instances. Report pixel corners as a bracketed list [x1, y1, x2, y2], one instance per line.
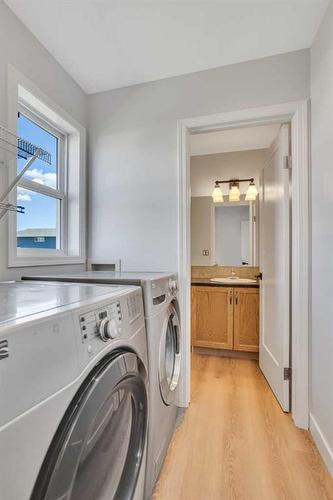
[87, 345, 93, 353]
[98, 318, 109, 342]
[80, 317, 85, 322]
[105, 319, 120, 339]
[151, 283, 156, 289]
[82, 325, 86, 331]
[83, 333, 88, 340]
[99, 318, 119, 341]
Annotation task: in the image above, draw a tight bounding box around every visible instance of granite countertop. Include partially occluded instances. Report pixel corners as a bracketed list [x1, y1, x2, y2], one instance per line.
[191, 277, 259, 288]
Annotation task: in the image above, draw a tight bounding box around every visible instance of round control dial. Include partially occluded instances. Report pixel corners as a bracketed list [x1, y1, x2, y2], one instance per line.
[98, 318, 119, 341]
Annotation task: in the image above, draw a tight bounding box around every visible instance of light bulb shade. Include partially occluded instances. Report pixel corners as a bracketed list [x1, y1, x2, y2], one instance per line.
[245, 181, 258, 201]
[229, 184, 240, 202]
[212, 185, 223, 203]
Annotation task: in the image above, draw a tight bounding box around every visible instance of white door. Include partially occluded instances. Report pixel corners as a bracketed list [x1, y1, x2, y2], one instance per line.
[259, 124, 290, 411]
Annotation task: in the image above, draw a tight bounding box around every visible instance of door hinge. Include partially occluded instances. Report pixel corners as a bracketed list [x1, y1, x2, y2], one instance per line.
[283, 155, 292, 170]
[284, 367, 291, 380]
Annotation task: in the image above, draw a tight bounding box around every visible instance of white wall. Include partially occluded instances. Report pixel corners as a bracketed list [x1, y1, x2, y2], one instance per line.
[310, 0, 333, 475]
[88, 49, 310, 272]
[0, 0, 87, 281]
[190, 149, 267, 197]
[215, 205, 249, 266]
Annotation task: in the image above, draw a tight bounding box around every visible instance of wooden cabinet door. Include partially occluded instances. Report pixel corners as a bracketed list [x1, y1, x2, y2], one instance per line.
[233, 287, 259, 352]
[192, 286, 233, 349]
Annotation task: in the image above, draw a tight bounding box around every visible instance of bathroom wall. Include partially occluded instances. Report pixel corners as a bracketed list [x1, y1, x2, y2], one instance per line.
[191, 196, 214, 266]
[190, 149, 267, 197]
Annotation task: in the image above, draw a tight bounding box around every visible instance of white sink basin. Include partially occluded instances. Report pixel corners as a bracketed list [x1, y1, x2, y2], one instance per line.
[210, 277, 257, 284]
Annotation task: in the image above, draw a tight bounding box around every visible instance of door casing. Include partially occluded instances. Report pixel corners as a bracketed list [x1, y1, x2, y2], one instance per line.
[177, 101, 310, 430]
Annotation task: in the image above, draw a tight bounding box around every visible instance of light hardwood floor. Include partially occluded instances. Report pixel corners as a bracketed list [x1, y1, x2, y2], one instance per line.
[153, 354, 333, 500]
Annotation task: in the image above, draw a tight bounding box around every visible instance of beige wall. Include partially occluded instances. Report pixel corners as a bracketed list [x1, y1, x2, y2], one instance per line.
[191, 196, 214, 266]
[190, 149, 267, 198]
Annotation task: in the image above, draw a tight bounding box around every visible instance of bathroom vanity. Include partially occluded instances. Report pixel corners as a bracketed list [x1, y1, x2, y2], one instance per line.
[191, 269, 259, 353]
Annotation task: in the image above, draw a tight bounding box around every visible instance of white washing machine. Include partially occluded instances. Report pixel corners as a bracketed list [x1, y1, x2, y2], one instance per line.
[22, 271, 182, 499]
[0, 281, 149, 500]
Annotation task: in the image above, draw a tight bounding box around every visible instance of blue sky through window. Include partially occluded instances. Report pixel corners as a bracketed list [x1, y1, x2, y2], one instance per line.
[17, 113, 59, 232]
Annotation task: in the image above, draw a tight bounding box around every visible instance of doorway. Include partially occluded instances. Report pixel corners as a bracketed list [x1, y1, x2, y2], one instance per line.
[177, 101, 309, 429]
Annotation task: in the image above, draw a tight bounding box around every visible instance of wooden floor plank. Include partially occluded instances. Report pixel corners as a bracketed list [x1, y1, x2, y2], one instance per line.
[153, 354, 333, 500]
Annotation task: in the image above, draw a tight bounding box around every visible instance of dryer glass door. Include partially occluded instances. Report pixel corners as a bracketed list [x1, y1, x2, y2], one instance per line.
[31, 351, 147, 500]
[159, 302, 181, 405]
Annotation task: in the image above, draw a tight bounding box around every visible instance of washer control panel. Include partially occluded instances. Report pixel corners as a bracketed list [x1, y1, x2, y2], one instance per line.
[79, 301, 123, 343]
[75, 287, 144, 370]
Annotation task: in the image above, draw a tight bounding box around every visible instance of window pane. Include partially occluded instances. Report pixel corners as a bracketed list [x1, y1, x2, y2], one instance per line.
[17, 189, 60, 250]
[17, 113, 58, 189]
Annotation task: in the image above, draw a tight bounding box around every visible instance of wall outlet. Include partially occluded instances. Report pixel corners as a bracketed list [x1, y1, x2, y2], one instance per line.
[203, 250, 209, 256]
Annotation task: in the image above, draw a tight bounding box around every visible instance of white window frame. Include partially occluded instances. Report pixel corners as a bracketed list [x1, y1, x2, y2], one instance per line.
[7, 65, 86, 267]
[16, 104, 67, 256]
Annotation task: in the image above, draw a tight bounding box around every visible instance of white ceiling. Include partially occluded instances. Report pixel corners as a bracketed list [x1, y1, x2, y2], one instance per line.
[190, 123, 281, 156]
[4, 0, 328, 94]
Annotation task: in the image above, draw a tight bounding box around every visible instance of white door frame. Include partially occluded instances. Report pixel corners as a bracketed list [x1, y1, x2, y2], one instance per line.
[177, 100, 310, 429]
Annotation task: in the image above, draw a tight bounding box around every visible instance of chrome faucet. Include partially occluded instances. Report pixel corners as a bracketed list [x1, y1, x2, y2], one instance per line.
[230, 267, 236, 279]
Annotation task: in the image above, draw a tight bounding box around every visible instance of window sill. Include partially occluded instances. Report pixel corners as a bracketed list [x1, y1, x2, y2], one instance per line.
[8, 256, 86, 268]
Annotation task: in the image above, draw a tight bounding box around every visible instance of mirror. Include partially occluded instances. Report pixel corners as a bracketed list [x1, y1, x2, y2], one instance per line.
[190, 196, 258, 267]
[215, 202, 253, 266]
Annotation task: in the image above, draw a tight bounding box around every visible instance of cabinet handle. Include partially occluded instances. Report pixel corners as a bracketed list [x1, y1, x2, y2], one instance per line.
[229, 291, 233, 305]
[235, 292, 238, 305]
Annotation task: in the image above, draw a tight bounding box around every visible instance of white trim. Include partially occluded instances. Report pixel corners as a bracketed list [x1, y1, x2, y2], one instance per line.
[86, 259, 122, 272]
[18, 179, 65, 200]
[6, 65, 86, 268]
[290, 101, 310, 429]
[7, 256, 86, 268]
[310, 413, 333, 475]
[177, 101, 310, 429]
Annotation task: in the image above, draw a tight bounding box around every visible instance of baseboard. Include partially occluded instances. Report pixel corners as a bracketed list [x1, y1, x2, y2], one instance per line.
[310, 413, 333, 476]
[192, 346, 259, 360]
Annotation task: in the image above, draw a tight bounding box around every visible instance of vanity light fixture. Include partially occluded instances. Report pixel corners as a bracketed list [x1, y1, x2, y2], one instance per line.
[245, 179, 259, 201]
[229, 181, 241, 202]
[212, 182, 224, 203]
[212, 177, 258, 203]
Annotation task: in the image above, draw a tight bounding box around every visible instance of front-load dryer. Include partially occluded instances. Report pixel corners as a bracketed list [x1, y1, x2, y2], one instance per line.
[22, 271, 182, 498]
[0, 281, 149, 500]
[139, 274, 181, 499]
